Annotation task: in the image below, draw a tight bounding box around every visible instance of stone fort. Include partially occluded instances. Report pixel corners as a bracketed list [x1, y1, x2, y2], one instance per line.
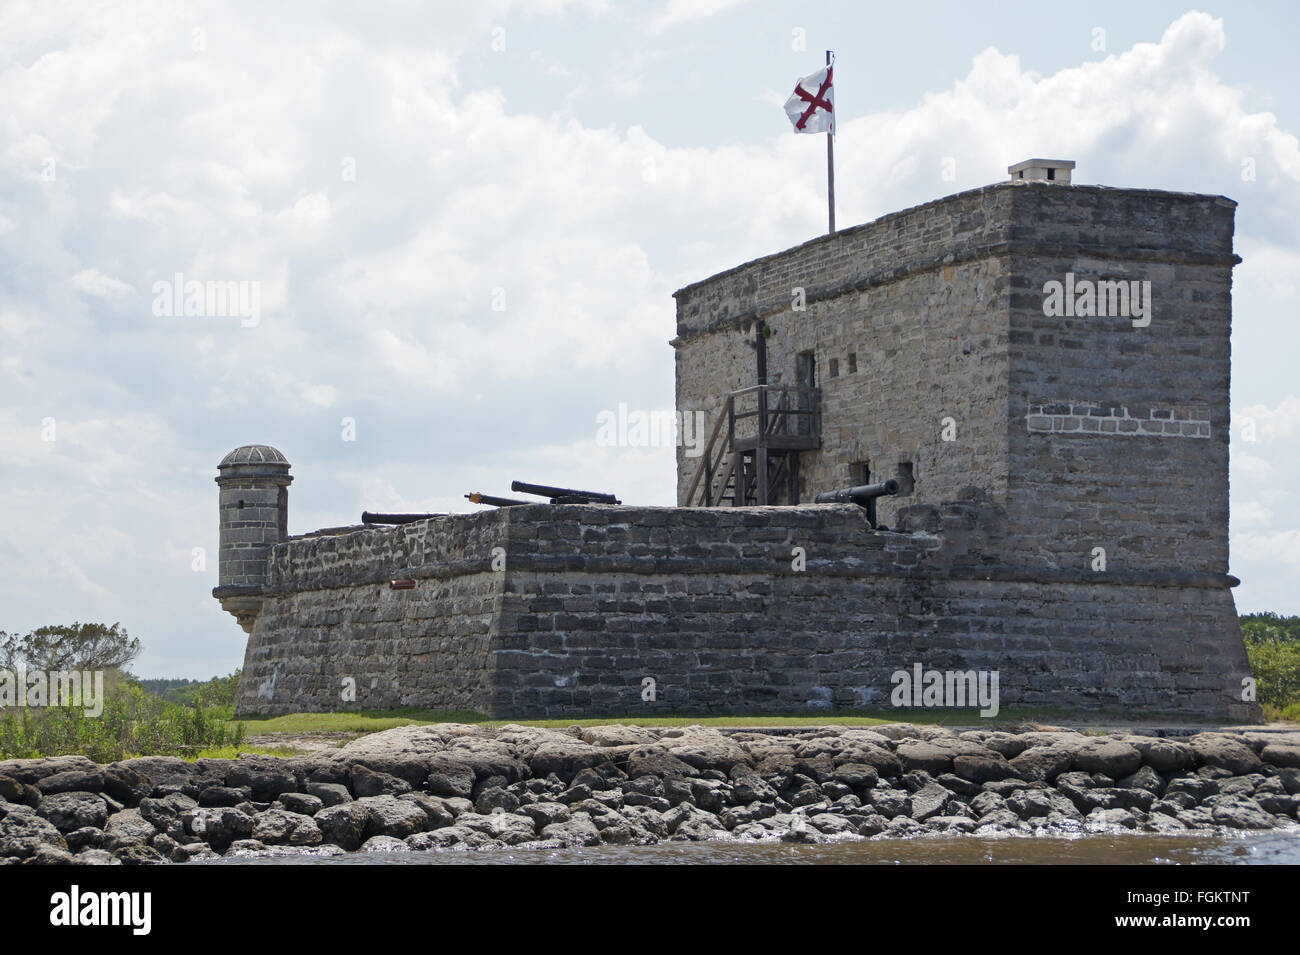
[215, 161, 1258, 721]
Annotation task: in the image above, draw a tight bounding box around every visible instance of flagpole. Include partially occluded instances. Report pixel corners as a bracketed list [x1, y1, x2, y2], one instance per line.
[826, 50, 835, 235]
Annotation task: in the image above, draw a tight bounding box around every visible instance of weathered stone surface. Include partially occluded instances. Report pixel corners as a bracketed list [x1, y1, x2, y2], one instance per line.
[1073, 739, 1142, 779]
[37, 791, 109, 833]
[253, 808, 323, 846]
[1009, 746, 1075, 782]
[359, 795, 428, 840]
[315, 802, 370, 850]
[1261, 744, 1300, 769]
[37, 770, 104, 795]
[0, 811, 67, 858]
[1189, 734, 1264, 776]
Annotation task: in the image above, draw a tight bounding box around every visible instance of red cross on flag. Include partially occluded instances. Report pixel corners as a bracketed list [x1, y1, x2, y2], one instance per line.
[784, 63, 834, 135]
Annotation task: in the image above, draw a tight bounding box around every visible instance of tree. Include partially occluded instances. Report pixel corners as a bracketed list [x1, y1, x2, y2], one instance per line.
[0, 622, 141, 672]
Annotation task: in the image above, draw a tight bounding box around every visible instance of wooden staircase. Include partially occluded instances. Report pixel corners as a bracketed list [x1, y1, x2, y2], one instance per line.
[685, 384, 821, 506]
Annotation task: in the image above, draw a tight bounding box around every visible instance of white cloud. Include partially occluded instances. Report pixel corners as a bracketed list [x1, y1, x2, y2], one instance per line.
[651, 0, 751, 34]
[72, 269, 134, 298]
[4, 6, 1300, 673]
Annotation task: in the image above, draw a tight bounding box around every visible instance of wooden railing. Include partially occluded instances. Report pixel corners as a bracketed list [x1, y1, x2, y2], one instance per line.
[684, 385, 820, 506]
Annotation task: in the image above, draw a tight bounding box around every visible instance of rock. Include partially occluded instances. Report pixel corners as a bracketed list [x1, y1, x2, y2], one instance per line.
[935, 774, 982, 796]
[359, 795, 428, 840]
[1007, 790, 1055, 820]
[253, 808, 323, 846]
[975, 809, 1026, 831]
[1073, 739, 1142, 779]
[895, 740, 955, 775]
[397, 793, 457, 829]
[909, 783, 952, 821]
[75, 848, 121, 865]
[868, 789, 912, 819]
[969, 791, 1006, 816]
[1128, 737, 1193, 773]
[666, 732, 751, 773]
[1166, 775, 1218, 800]
[0, 755, 98, 785]
[199, 787, 250, 807]
[1257, 793, 1300, 818]
[625, 749, 698, 780]
[475, 787, 521, 814]
[37, 791, 109, 833]
[425, 769, 475, 800]
[528, 739, 607, 778]
[103, 809, 157, 849]
[276, 792, 324, 816]
[23, 843, 76, 865]
[181, 807, 254, 852]
[927, 815, 980, 833]
[952, 754, 1017, 783]
[1144, 813, 1188, 833]
[542, 814, 603, 846]
[225, 764, 297, 802]
[139, 793, 197, 839]
[315, 802, 370, 850]
[0, 811, 67, 858]
[349, 765, 412, 798]
[1189, 734, 1264, 776]
[305, 782, 352, 806]
[36, 770, 104, 795]
[359, 835, 409, 853]
[174, 843, 221, 863]
[0, 775, 24, 802]
[1085, 808, 1138, 830]
[1206, 794, 1276, 830]
[830, 763, 880, 790]
[1261, 744, 1300, 769]
[1118, 765, 1165, 795]
[113, 842, 168, 864]
[1009, 746, 1074, 783]
[115, 756, 195, 795]
[520, 802, 571, 828]
[65, 826, 102, 850]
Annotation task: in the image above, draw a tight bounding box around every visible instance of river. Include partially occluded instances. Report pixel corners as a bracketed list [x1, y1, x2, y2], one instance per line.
[214, 830, 1300, 865]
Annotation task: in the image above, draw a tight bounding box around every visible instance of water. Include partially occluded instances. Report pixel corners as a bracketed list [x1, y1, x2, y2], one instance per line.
[214, 830, 1300, 865]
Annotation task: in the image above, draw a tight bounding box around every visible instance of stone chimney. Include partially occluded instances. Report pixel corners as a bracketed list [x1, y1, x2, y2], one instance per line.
[1008, 158, 1075, 184]
[213, 444, 292, 634]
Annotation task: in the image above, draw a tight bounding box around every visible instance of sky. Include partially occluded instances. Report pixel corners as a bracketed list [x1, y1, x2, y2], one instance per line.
[1, 1, 1297, 678]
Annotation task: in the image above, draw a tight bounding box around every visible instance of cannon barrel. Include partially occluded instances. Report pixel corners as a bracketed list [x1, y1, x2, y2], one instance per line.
[362, 512, 439, 525]
[510, 481, 621, 505]
[464, 492, 531, 508]
[814, 479, 900, 506]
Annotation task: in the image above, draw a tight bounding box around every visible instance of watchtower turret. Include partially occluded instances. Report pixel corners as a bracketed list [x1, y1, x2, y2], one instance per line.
[212, 444, 292, 634]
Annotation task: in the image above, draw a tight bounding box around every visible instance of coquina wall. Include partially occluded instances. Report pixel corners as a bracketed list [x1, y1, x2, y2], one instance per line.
[235, 501, 1257, 721]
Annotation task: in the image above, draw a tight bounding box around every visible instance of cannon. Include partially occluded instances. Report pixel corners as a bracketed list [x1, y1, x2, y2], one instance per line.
[814, 479, 899, 528]
[464, 492, 531, 508]
[510, 481, 621, 505]
[361, 512, 440, 525]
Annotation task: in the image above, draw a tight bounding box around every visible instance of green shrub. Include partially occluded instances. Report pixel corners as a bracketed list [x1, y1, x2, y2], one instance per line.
[0, 680, 245, 762]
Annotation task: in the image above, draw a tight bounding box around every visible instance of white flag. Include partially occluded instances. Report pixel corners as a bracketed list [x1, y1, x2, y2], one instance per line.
[784, 63, 834, 135]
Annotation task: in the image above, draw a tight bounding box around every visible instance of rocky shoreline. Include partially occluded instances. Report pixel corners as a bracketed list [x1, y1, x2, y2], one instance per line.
[2, 723, 1298, 864]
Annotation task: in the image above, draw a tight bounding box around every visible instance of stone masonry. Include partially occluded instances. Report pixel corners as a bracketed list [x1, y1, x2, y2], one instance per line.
[218, 169, 1258, 722]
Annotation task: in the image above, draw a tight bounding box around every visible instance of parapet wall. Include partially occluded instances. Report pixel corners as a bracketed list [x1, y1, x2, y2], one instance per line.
[234, 503, 1256, 721]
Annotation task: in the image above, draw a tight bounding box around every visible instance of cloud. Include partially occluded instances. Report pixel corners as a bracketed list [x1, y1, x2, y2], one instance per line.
[650, 0, 751, 34]
[72, 268, 134, 298]
[3, 7, 1300, 674]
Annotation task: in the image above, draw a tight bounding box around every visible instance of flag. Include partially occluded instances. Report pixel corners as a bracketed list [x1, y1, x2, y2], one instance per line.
[784, 63, 834, 135]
